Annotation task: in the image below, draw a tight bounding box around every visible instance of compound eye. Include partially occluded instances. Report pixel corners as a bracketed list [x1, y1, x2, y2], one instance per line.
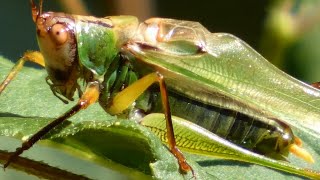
[50, 23, 68, 45]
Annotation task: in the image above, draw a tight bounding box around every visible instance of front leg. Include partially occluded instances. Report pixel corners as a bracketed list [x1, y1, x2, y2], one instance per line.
[3, 81, 100, 169]
[0, 51, 45, 94]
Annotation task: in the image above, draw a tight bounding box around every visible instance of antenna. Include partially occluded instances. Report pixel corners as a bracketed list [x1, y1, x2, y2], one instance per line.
[30, 0, 43, 23]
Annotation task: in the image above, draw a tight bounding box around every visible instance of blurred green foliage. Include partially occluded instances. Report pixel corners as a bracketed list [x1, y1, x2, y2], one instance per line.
[0, 0, 266, 64]
[261, 0, 320, 83]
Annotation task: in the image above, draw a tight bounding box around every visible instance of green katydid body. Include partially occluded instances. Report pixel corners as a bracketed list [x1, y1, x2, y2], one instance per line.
[36, 11, 319, 161]
[121, 18, 320, 141]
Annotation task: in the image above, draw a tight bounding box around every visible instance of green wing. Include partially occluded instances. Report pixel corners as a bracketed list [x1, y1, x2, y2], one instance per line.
[124, 18, 320, 139]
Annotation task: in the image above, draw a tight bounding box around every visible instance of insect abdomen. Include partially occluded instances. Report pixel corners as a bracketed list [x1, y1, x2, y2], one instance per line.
[150, 92, 294, 160]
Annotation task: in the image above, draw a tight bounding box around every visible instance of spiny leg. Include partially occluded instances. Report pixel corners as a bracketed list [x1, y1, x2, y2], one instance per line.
[157, 73, 194, 175]
[3, 81, 100, 169]
[108, 72, 193, 175]
[0, 51, 45, 95]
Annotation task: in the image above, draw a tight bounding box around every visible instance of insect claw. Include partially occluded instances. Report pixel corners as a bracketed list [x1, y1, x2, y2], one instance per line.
[60, 98, 69, 104]
[190, 168, 196, 180]
[50, 91, 69, 104]
[3, 156, 13, 169]
[76, 84, 83, 98]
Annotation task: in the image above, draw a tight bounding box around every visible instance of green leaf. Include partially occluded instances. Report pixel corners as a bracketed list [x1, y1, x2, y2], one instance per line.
[0, 56, 319, 179]
[0, 116, 185, 179]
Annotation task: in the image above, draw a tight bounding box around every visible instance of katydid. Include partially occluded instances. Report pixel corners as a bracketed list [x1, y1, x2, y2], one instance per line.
[0, 0, 320, 178]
